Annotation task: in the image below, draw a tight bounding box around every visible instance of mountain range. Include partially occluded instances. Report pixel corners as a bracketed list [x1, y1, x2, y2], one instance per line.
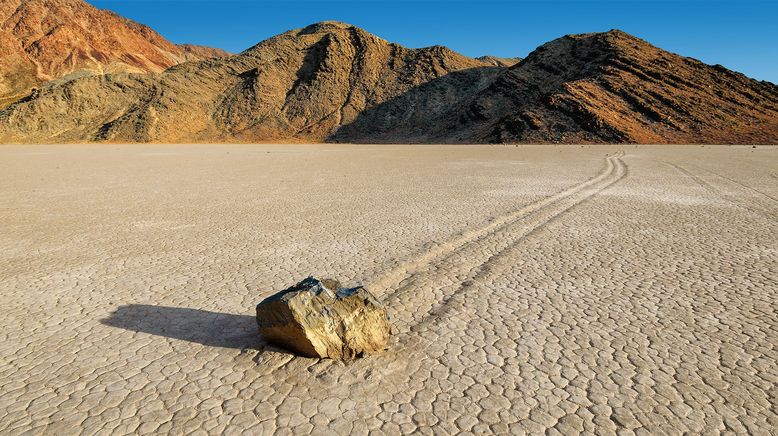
[0, 0, 228, 107]
[0, 0, 775, 144]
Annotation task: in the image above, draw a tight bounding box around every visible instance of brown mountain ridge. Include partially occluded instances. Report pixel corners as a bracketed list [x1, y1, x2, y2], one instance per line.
[0, 21, 500, 142]
[0, 19, 776, 144]
[0, 0, 228, 107]
[337, 30, 778, 144]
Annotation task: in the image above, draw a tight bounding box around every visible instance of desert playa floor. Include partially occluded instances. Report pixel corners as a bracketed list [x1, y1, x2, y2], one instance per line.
[1, 144, 776, 435]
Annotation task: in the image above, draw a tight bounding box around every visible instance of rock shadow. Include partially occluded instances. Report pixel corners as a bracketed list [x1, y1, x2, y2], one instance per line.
[101, 304, 264, 350]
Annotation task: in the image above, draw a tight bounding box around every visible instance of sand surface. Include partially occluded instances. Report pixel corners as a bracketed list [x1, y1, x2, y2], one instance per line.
[1, 144, 776, 434]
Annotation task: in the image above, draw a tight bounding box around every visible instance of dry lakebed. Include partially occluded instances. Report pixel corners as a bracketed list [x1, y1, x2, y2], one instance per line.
[1, 144, 776, 434]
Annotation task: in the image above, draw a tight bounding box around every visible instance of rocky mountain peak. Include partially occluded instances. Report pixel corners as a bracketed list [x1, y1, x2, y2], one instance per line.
[299, 20, 356, 33]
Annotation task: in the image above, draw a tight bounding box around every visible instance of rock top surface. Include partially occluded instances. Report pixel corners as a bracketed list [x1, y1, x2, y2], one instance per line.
[256, 277, 391, 359]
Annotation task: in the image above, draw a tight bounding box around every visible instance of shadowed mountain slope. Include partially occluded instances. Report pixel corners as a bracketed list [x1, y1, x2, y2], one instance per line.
[0, 0, 228, 107]
[1, 23, 776, 144]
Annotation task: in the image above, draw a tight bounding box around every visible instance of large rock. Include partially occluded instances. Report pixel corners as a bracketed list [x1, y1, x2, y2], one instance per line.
[256, 277, 391, 359]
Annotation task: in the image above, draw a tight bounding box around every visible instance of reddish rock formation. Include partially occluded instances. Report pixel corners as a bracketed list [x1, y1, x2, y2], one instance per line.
[0, 0, 227, 106]
[0, 28, 38, 107]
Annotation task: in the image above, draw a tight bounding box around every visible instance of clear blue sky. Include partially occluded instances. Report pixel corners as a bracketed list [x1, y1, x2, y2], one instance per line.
[89, 0, 777, 83]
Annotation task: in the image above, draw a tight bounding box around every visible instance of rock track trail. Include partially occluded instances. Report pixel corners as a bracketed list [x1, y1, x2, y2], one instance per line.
[368, 152, 626, 294]
[691, 164, 778, 204]
[663, 161, 776, 219]
[372, 152, 627, 334]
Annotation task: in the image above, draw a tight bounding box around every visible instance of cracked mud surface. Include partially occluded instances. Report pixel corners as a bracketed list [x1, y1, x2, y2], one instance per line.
[1, 144, 776, 434]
